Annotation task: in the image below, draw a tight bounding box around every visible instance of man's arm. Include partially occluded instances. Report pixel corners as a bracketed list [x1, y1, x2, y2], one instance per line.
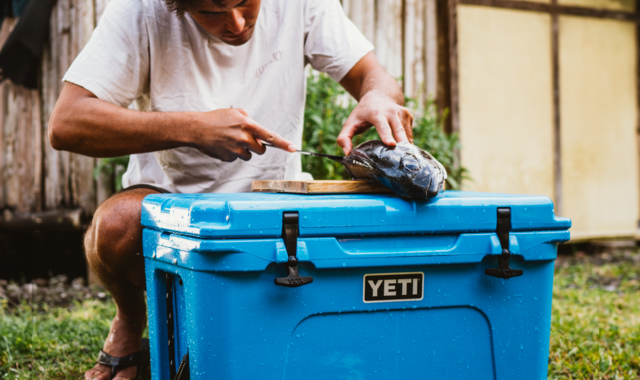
[49, 82, 296, 161]
[338, 52, 413, 155]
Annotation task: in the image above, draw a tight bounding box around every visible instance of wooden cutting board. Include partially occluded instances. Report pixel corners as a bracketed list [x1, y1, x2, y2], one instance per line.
[251, 180, 394, 194]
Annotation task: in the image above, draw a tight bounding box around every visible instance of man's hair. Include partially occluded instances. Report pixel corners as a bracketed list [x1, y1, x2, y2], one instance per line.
[164, 0, 227, 16]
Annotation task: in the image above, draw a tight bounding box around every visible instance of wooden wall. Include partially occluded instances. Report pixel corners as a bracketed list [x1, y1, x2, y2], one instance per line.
[0, 0, 443, 228]
[342, 0, 441, 103]
[0, 0, 111, 228]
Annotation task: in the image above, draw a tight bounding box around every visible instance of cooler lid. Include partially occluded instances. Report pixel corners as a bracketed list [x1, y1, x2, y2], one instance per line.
[141, 191, 570, 239]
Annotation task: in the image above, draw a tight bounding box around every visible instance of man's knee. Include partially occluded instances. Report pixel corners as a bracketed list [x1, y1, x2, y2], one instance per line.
[86, 194, 145, 267]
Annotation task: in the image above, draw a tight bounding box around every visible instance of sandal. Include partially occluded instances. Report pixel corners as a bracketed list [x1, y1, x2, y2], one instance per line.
[96, 338, 150, 379]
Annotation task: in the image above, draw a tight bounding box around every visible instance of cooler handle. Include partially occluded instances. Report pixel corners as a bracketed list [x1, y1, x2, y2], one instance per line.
[485, 208, 523, 279]
[274, 212, 314, 287]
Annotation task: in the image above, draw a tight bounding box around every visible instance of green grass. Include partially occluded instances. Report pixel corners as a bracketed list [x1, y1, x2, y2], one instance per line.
[549, 253, 640, 379]
[1, 253, 638, 379]
[0, 300, 117, 379]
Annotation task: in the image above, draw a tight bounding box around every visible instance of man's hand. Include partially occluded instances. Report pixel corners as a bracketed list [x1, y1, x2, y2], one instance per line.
[337, 90, 413, 155]
[192, 108, 296, 162]
[337, 52, 413, 156]
[49, 83, 296, 159]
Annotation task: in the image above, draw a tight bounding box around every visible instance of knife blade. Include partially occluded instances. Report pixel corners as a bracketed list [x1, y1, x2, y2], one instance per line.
[262, 142, 344, 161]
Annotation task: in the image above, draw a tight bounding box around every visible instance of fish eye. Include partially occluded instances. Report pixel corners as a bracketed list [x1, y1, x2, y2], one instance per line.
[401, 159, 420, 172]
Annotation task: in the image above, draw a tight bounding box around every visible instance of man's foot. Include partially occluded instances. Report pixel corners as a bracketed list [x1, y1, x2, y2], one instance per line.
[83, 188, 157, 380]
[84, 312, 146, 380]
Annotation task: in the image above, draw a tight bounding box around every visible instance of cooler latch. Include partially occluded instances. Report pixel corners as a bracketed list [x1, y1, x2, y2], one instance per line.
[485, 208, 523, 279]
[274, 212, 314, 287]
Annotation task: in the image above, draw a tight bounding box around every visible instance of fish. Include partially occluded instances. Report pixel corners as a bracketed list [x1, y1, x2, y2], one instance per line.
[340, 140, 447, 200]
[267, 140, 447, 200]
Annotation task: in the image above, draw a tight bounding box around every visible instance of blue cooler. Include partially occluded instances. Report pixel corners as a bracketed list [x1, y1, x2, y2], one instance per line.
[141, 192, 570, 380]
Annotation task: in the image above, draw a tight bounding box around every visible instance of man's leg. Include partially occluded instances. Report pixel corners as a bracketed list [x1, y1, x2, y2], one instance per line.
[84, 188, 159, 380]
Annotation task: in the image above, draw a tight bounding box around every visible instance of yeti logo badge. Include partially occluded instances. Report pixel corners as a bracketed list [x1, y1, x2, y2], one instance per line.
[363, 272, 424, 303]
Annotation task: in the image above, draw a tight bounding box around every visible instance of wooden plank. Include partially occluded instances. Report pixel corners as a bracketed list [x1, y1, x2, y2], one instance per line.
[552, 9, 562, 214]
[459, 0, 639, 21]
[375, 0, 404, 80]
[4, 85, 20, 209]
[252, 180, 394, 194]
[0, 208, 83, 229]
[404, 0, 416, 97]
[96, 159, 114, 206]
[0, 28, 5, 209]
[17, 87, 33, 211]
[16, 86, 41, 212]
[0, 19, 14, 209]
[559, 0, 635, 13]
[58, 0, 72, 207]
[0, 17, 42, 212]
[57, 0, 71, 75]
[43, 6, 62, 209]
[71, 155, 96, 214]
[31, 90, 43, 212]
[70, 0, 97, 215]
[569, 230, 640, 243]
[94, 0, 110, 24]
[404, 0, 427, 101]
[346, 0, 376, 46]
[342, 0, 352, 15]
[91, 0, 114, 212]
[436, 0, 452, 132]
[425, 0, 438, 99]
[448, 0, 460, 133]
[73, 0, 95, 57]
[2, 85, 39, 212]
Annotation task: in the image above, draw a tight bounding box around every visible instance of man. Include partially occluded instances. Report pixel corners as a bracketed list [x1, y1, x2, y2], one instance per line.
[49, 0, 413, 378]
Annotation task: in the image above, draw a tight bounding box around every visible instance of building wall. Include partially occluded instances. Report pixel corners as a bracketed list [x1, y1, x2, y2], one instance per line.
[559, 16, 638, 239]
[0, 0, 112, 227]
[458, 6, 555, 200]
[455, 0, 639, 241]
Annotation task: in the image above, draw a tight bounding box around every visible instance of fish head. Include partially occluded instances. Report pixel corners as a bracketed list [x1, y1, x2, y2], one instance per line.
[402, 143, 448, 199]
[383, 143, 447, 199]
[347, 140, 448, 200]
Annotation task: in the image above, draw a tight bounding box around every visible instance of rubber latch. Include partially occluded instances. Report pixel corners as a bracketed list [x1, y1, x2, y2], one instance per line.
[485, 208, 524, 279]
[274, 212, 313, 287]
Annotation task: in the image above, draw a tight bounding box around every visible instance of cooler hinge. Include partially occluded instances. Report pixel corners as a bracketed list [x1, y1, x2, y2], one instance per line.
[485, 208, 524, 279]
[274, 212, 313, 287]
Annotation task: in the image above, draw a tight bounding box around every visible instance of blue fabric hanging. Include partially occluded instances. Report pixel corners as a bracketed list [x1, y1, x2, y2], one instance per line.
[12, 0, 30, 17]
[0, 0, 12, 29]
[0, 0, 57, 89]
[0, 0, 29, 29]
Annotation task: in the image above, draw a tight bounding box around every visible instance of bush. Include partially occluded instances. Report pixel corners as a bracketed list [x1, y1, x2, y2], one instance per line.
[302, 71, 468, 190]
[93, 156, 130, 192]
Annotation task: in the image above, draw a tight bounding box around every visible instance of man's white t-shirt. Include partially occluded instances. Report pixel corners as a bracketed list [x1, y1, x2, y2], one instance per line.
[62, 0, 373, 193]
